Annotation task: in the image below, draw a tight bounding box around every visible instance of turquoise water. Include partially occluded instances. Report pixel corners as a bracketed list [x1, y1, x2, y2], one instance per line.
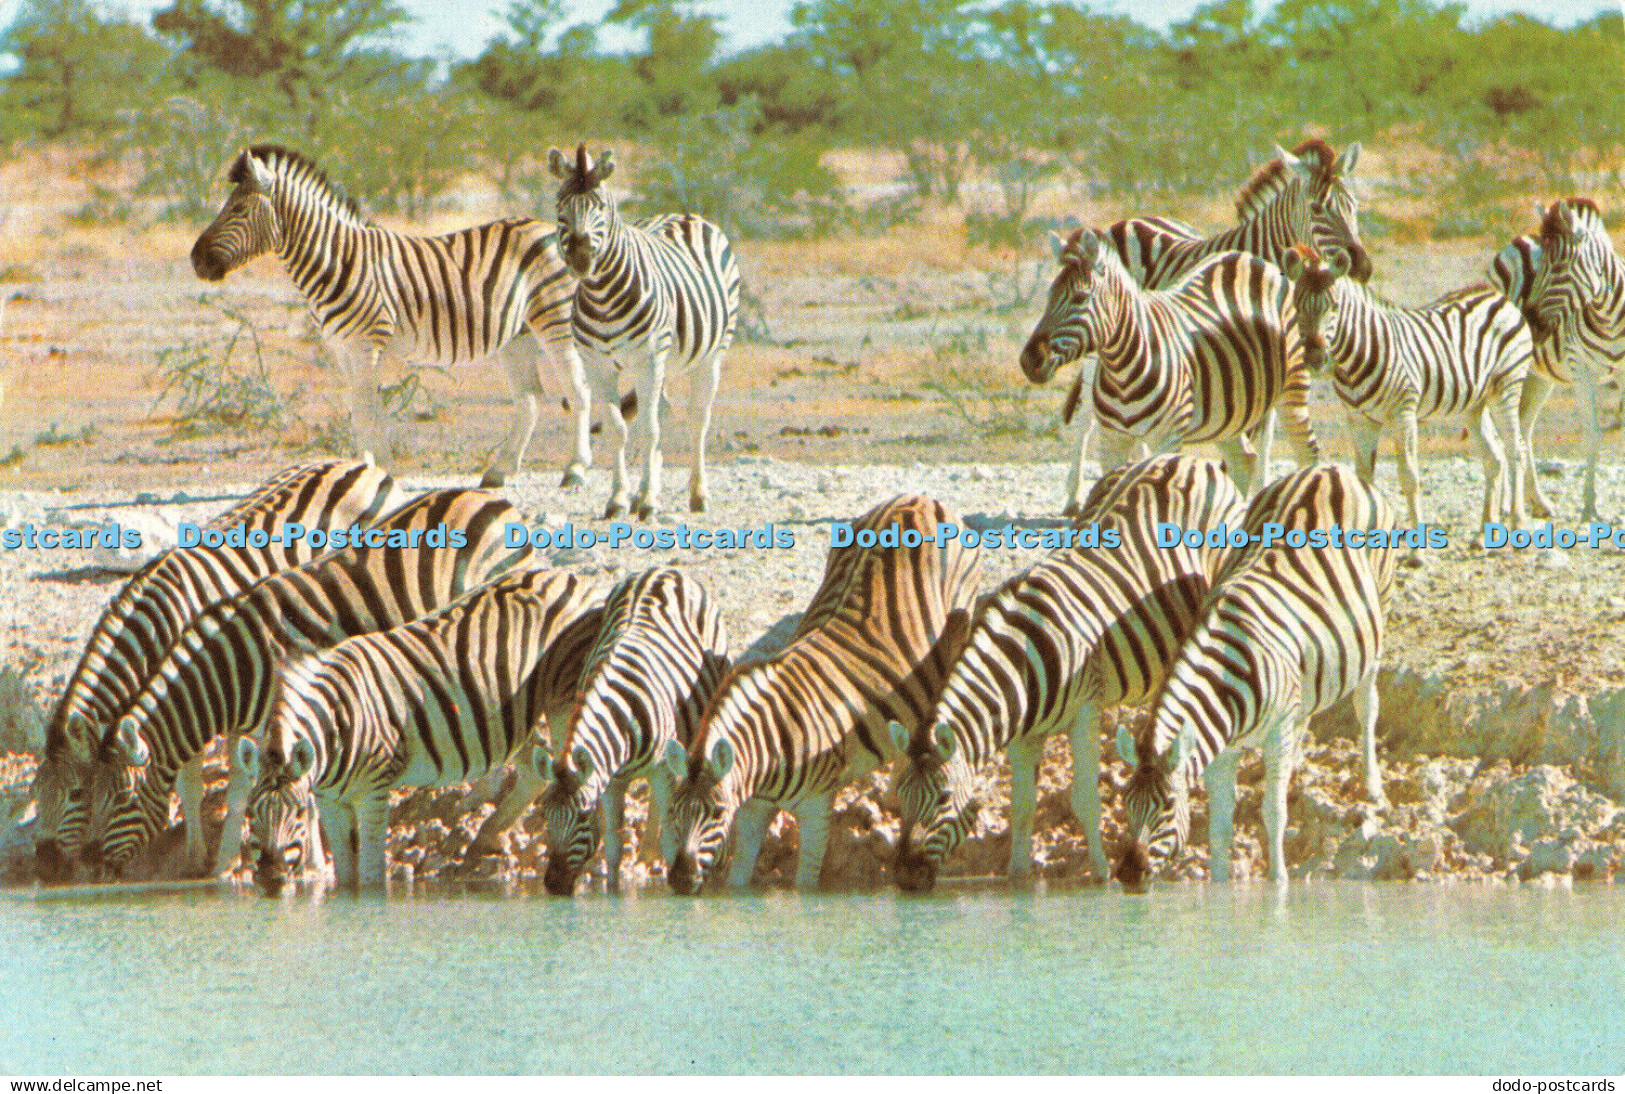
[1, 881, 1621, 1075]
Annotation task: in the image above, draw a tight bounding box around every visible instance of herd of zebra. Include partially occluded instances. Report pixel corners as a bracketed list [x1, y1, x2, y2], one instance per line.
[29, 452, 1395, 891]
[18, 135, 1625, 892]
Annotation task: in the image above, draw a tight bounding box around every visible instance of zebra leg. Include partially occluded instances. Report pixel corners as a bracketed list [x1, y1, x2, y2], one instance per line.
[1202, 749, 1240, 882]
[332, 342, 392, 465]
[1396, 408, 1423, 530]
[726, 801, 773, 890]
[1006, 732, 1044, 880]
[1517, 375, 1556, 520]
[471, 761, 546, 857]
[177, 754, 209, 878]
[537, 326, 593, 488]
[210, 740, 254, 878]
[1216, 436, 1260, 496]
[483, 340, 545, 488]
[1576, 358, 1604, 522]
[1062, 411, 1096, 518]
[1491, 381, 1530, 529]
[629, 344, 668, 521]
[1353, 667, 1386, 808]
[1253, 409, 1277, 485]
[1096, 428, 1141, 478]
[1467, 404, 1509, 532]
[602, 779, 628, 893]
[791, 794, 834, 890]
[687, 351, 723, 513]
[1261, 719, 1299, 883]
[646, 767, 675, 867]
[319, 798, 356, 889]
[1067, 700, 1107, 880]
[1345, 411, 1382, 487]
[353, 793, 392, 889]
[591, 351, 633, 519]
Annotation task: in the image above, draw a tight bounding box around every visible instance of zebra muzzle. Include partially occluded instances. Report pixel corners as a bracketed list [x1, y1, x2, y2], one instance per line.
[1114, 840, 1153, 890]
[35, 839, 74, 884]
[668, 852, 703, 896]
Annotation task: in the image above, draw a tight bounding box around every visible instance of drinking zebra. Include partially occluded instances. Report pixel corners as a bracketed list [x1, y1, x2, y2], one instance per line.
[1116, 464, 1400, 885]
[536, 566, 729, 895]
[665, 495, 981, 893]
[81, 489, 531, 879]
[549, 145, 741, 520]
[1282, 245, 1533, 530]
[191, 144, 594, 488]
[887, 454, 1247, 891]
[1495, 199, 1625, 524]
[1022, 229, 1320, 506]
[239, 567, 604, 892]
[31, 459, 396, 883]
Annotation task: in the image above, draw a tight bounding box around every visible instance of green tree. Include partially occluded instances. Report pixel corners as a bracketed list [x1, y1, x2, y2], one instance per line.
[0, 0, 171, 137]
[609, 0, 723, 123]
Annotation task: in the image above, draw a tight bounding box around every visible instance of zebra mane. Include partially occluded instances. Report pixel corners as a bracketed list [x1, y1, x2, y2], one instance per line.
[556, 144, 608, 200]
[1540, 197, 1605, 244]
[232, 144, 366, 223]
[1234, 139, 1340, 222]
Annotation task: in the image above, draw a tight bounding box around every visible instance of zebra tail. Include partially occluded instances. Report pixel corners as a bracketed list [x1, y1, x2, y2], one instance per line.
[1061, 370, 1085, 425]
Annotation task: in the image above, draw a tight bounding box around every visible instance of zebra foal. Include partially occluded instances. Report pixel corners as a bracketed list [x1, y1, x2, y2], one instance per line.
[239, 567, 604, 892]
[536, 566, 729, 895]
[31, 459, 396, 882]
[1023, 229, 1320, 508]
[1116, 464, 1399, 885]
[81, 489, 532, 879]
[665, 495, 981, 894]
[1282, 245, 1533, 530]
[551, 145, 740, 520]
[192, 144, 593, 487]
[887, 454, 1246, 891]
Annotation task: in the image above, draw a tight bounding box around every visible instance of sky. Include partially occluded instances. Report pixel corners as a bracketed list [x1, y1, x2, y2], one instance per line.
[0, 0, 1618, 59]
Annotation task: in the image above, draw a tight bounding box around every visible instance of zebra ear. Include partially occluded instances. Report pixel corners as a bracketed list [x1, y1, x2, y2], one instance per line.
[236, 736, 261, 778]
[1115, 724, 1138, 771]
[1335, 142, 1360, 176]
[1280, 247, 1306, 281]
[115, 718, 150, 768]
[548, 148, 570, 181]
[571, 745, 594, 782]
[1327, 249, 1351, 278]
[931, 722, 956, 760]
[887, 719, 911, 755]
[1558, 201, 1584, 240]
[595, 150, 616, 183]
[532, 745, 553, 783]
[245, 151, 276, 193]
[665, 739, 689, 781]
[1047, 231, 1065, 261]
[708, 738, 735, 780]
[1077, 230, 1102, 271]
[1274, 143, 1303, 175]
[287, 737, 316, 780]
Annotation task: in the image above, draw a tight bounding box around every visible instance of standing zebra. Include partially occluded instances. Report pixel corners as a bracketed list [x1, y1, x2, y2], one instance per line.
[1492, 199, 1625, 524]
[82, 489, 531, 880]
[1116, 464, 1400, 885]
[1282, 245, 1533, 531]
[192, 144, 593, 488]
[665, 496, 981, 894]
[550, 145, 741, 519]
[536, 566, 729, 895]
[239, 567, 604, 892]
[1023, 229, 1320, 505]
[31, 459, 396, 883]
[887, 455, 1246, 891]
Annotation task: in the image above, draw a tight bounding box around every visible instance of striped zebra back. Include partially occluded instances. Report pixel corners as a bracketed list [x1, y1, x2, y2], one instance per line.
[1119, 464, 1398, 878]
[241, 566, 603, 890]
[537, 566, 730, 894]
[890, 455, 1246, 878]
[86, 489, 531, 875]
[666, 495, 981, 891]
[31, 459, 395, 877]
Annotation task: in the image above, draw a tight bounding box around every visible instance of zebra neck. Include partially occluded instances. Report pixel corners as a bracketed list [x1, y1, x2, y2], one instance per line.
[1094, 274, 1161, 368]
[274, 191, 370, 305]
[1208, 202, 1295, 264]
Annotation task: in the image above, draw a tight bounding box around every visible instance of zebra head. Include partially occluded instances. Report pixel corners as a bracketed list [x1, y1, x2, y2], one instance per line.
[1022, 229, 1109, 384]
[664, 736, 739, 896]
[1487, 234, 1550, 340]
[78, 717, 151, 877]
[886, 719, 981, 894]
[549, 144, 618, 278]
[30, 751, 90, 883]
[192, 148, 286, 281]
[1531, 198, 1618, 343]
[536, 745, 605, 896]
[1268, 140, 1371, 285]
[239, 734, 319, 897]
[1280, 244, 1348, 374]
[1114, 720, 1194, 890]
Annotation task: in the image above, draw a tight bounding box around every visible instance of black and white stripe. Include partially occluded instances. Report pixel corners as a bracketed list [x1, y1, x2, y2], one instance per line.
[665, 495, 982, 893]
[1117, 464, 1399, 884]
[31, 459, 396, 882]
[192, 144, 592, 487]
[536, 566, 729, 895]
[886, 455, 1247, 891]
[82, 489, 531, 879]
[1283, 245, 1533, 529]
[550, 145, 741, 519]
[1022, 229, 1320, 506]
[239, 567, 604, 891]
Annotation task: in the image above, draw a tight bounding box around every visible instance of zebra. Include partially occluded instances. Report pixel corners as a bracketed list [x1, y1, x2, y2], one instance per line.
[535, 566, 729, 895]
[886, 454, 1247, 892]
[1116, 463, 1400, 885]
[1281, 245, 1533, 531]
[550, 145, 741, 520]
[30, 459, 397, 883]
[1492, 199, 1625, 524]
[664, 495, 981, 894]
[192, 144, 595, 488]
[81, 488, 532, 880]
[237, 567, 604, 892]
[1022, 228, 1321, 507]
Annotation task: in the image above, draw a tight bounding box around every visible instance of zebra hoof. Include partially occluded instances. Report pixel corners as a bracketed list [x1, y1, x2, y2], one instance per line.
[559, 468, 585, 489]
[1061, 501, 1083, 519]
[689, 495, 706, 514]
[478, 469, 506, 489]
[634, 502, 656, 522]
[603, 501, 627, 520]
